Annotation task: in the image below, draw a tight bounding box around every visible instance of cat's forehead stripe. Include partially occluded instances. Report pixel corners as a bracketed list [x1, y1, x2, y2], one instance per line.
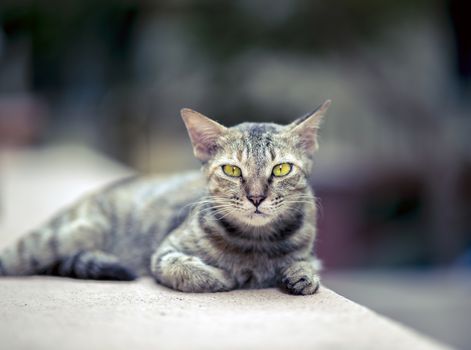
[235, 148, 243, 162]
[244, 125, 277, 160]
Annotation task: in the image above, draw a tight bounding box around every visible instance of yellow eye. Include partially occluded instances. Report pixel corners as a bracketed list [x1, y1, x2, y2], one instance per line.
[222, 165, 242, 177]
[272, 163, 292, 177]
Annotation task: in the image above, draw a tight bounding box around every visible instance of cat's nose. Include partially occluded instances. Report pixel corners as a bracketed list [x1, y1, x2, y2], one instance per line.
[247, 195, 267, 207]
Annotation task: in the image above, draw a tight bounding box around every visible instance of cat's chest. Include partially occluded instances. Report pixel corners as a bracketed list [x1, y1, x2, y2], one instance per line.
[221, 253, 280, 288]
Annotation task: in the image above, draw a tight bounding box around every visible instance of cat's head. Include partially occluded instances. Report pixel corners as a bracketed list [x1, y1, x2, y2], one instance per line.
[181, 101, 331, 227]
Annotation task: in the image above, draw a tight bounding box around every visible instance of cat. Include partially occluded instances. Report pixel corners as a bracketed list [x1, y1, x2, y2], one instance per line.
[0, 100, 331, 295]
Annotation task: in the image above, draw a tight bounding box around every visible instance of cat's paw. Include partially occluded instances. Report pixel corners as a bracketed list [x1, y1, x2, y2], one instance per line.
[180, 266, 233, 293]
[282, 273, 320, 295]
[281, 263, 320, 295]
[152, 251, 236, 293]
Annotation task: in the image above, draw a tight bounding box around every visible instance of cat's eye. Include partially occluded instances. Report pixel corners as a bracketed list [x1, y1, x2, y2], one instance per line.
[272, 163, 292, 177]
[222, 165, 242, 177]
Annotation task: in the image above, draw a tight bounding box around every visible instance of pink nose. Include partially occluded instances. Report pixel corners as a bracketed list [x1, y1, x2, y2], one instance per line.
[247, 195, 266, 207]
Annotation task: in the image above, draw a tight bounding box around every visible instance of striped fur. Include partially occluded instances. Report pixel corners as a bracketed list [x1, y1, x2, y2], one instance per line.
[0, 101, 331, 295]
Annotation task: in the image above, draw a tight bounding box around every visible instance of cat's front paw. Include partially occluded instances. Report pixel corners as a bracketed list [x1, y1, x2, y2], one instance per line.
[281, 262, 320, 295]
[151, 250, 236, 293]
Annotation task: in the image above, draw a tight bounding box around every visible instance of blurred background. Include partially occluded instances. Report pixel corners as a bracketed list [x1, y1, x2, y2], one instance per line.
[0, 0, 470, 348]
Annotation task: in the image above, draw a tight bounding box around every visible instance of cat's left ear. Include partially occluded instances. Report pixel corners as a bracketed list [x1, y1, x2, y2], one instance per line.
[287, 99, 331, 153]
[181, 108, 227, 162]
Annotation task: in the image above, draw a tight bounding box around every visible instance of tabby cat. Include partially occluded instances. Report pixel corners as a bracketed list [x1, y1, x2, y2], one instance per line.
[0, 100, 331, 295]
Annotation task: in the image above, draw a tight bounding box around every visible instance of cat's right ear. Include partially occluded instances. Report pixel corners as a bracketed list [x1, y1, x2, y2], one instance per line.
[181, 108, 227, 162]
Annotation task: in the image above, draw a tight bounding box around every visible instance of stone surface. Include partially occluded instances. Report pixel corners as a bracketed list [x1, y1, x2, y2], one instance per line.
[0, 277, 448, 350]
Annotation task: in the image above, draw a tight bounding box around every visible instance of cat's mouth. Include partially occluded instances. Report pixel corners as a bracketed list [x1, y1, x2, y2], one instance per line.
[238, 208, 272, 226]
[251, 209, 269, 219]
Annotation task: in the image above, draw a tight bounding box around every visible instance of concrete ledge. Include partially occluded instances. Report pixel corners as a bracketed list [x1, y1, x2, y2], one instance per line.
[0, 277, 448, 350]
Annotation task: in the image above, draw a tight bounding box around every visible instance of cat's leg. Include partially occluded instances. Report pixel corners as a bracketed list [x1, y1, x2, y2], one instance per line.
[150, 244, 236, 293]
[43, 250, 136, 281]
[280, 258, 321, 295]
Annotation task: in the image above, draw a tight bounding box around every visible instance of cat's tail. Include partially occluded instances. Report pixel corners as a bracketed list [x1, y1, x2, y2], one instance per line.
[0, 224, 64, 277]
[0, 226, 136, 281]
[0, 196, 137, 281]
